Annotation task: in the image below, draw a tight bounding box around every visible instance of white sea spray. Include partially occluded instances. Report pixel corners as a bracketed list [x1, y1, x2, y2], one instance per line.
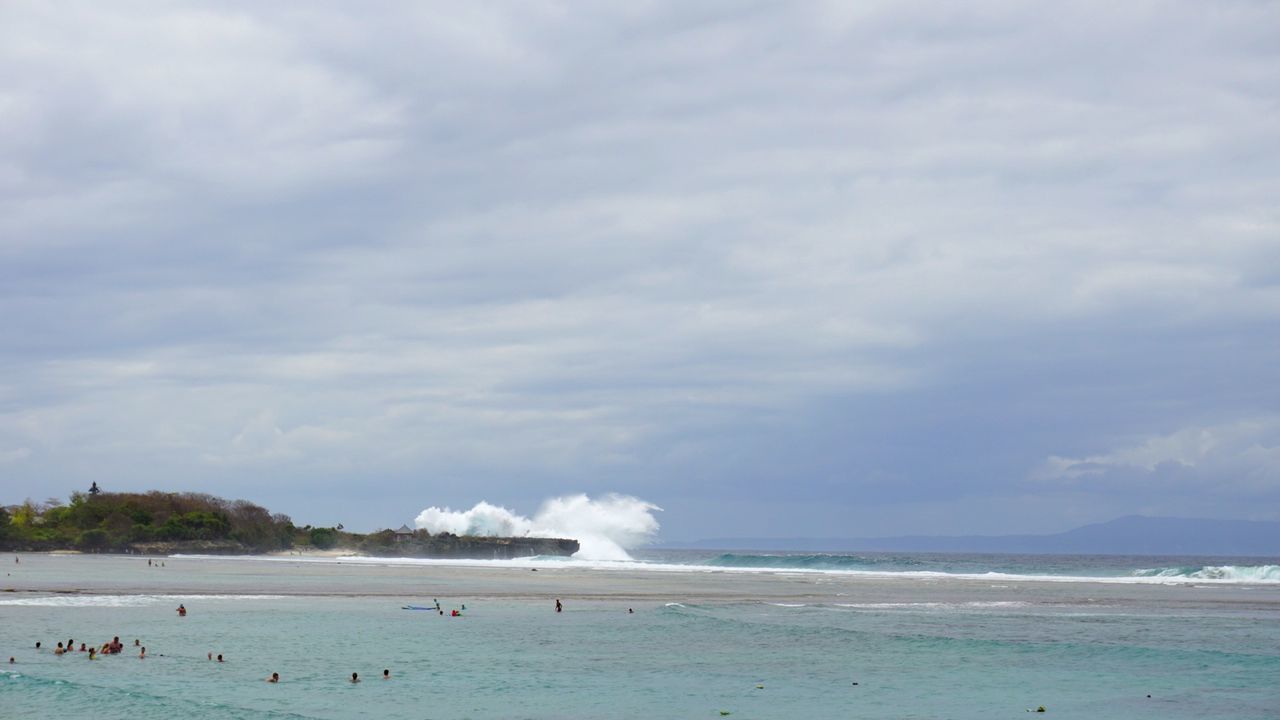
[414, 493, 661, 561]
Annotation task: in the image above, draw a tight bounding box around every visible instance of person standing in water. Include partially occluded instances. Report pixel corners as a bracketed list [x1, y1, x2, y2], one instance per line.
[351, 672, 360, 683]
[555, 598, 562, 613]
[382, 669, 390, 679]
[267, 672, 279, 683]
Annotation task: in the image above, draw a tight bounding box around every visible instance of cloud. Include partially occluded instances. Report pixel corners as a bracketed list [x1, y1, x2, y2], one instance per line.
[1036, 417, 1280, 494]
[0, 447, 31, 464]
[1, 1, 1278, 535]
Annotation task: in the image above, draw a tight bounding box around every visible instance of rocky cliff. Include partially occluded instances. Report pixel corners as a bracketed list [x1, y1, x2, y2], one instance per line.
[364, 533, 579, 559]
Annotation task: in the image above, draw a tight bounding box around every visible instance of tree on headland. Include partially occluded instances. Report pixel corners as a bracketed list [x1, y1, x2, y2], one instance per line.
[77, 528, 110, 551]
[10, 499, 38, 528]
[0, 491, 297, 553]
[308, 527, 338, 549]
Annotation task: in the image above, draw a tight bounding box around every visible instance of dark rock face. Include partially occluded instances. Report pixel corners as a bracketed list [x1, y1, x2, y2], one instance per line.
[366, 535, 579, 559]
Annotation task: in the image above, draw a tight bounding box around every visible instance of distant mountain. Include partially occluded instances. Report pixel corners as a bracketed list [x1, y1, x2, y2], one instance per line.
[667, 516, 1280, 557]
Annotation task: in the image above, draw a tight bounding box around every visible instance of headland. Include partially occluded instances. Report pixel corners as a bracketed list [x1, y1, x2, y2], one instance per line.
[0, 490, 579, 559]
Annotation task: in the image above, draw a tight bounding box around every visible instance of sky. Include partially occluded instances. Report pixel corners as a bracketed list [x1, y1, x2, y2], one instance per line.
[1, 1, 1278, 542]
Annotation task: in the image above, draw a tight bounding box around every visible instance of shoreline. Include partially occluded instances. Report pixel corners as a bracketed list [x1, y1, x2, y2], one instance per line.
[4, 553, 1278, 611]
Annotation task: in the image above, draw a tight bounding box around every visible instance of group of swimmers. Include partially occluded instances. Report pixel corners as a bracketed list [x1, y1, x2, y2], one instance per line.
[264, 669, 391, 683]
[12, 637, 392, 685]
[13, 636, 143, 664]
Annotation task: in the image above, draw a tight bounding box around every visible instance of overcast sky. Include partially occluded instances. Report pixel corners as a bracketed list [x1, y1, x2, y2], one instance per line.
[2, 1, 1277, 540]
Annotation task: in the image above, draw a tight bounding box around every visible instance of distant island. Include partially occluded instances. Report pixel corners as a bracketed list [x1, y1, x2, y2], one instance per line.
[668, 515, 1280, 557]
[0, 488, 579, 558]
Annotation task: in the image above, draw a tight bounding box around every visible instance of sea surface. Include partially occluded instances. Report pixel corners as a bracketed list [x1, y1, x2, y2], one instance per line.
[2, 550, 1278, 719]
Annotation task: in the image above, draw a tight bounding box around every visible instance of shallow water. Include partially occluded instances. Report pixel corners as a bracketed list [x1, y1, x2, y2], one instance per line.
[2, 553, 1278, 719]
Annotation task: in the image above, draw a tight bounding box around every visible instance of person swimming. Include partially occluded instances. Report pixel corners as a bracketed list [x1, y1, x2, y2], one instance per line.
[88, 648, 96, 660]
[267, 672, 280, 683]
[351, 672, 360, 683]
[383, 669, 390, 679]
[217, 654, 224, 662]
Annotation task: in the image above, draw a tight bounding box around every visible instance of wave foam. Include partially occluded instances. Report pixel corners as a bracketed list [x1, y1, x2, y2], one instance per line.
[1133, 564, 1280, 582]
[414, 493, 661, 561]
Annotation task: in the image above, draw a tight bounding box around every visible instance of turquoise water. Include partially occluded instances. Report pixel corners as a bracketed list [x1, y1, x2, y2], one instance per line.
[3, 553, 1279, 718]
[641, 549, 1280, 581]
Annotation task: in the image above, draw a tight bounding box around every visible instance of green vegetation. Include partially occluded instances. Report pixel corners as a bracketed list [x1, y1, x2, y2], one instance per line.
[0, 491, 301, 553]
[0, 488, 580, 558]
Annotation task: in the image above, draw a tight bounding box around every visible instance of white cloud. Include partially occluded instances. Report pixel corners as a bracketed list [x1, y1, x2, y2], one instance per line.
[1036, 418, 1280, 493]
[0, 447, 31, 464]
[1, 1, 1278, 534]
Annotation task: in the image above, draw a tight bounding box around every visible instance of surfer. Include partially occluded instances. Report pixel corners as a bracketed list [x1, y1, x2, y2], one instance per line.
[555, 598, 562, 613]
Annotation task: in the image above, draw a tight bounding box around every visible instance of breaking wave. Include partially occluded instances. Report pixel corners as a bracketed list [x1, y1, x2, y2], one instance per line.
[1132, 564, 1280, 582]
[705, 553, 925, 571]
[414, 493, 661, 561]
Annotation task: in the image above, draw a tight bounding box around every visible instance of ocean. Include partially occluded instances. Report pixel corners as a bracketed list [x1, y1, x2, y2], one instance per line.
[2, 550, 1278, 719]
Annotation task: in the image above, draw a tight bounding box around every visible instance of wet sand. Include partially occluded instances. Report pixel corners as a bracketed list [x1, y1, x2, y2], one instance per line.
[5, 552, 1275, 615]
